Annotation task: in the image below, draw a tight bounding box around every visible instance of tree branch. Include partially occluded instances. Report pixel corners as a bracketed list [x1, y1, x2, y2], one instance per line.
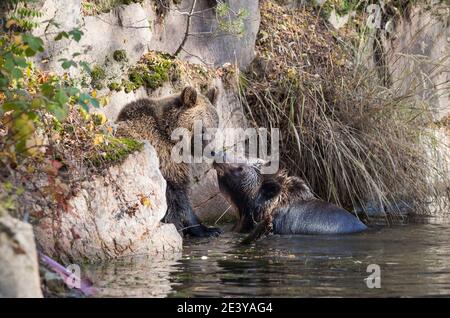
[174, 0, 197, 57]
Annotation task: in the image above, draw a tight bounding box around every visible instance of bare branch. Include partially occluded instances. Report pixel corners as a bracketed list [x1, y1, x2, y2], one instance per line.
[174, 0, 197, 57]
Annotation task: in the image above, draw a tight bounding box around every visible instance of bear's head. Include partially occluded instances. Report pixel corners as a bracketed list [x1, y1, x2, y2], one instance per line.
[213, 159, 314, 232]
[158, 86, 219, 138]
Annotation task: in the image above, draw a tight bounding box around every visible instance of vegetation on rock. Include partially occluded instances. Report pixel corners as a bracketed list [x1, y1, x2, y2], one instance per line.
[81, 0, 144, 16]
[90, 65, 107, 89]
[0, 1, 142, 219]
[128, 52, 175, 90]
[113, 49, 128, 63]
[104, 51, 182, 93]
[87, 136, 143, 167]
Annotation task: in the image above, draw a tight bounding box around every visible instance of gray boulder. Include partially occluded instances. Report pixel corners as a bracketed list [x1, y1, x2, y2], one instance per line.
[0, 216, 43, 298]
[33, 142, 182, 263]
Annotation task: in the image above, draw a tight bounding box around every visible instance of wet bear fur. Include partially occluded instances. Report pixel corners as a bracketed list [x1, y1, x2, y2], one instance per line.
[213, 160, 368, 235]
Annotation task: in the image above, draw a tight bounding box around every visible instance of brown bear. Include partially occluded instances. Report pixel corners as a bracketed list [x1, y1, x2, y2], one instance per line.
[213, 158, 367, 239]
[116, 86, 221, 237]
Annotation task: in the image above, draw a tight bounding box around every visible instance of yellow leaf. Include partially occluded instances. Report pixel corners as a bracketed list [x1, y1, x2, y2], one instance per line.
[6, 19, 17, 29]
[139, 195, 152, 208]
[91, 90, 97, 98]
[100, 96, 109, 107]
[93, 134, 104, 146]
[79, 107, 90, 121]
[13, 34, 22, 45]
[26, 134, 45, 156]
[92, 112, 107, 125]
[87, 122, 94, 131]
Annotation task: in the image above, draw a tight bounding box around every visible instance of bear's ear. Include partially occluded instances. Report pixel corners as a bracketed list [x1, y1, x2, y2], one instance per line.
[260, 177, 282, 201]
[206, 86, 219, 106]
[181, 86, 198, 108]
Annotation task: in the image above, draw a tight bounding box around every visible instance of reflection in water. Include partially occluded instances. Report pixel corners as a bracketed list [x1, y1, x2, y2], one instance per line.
[83, 252, 182, 298]
[84, 222, 450, 297]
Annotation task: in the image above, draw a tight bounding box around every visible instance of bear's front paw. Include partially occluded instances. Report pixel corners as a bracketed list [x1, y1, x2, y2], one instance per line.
[204, 226, 222, 237]
[187, 224, 222, 238]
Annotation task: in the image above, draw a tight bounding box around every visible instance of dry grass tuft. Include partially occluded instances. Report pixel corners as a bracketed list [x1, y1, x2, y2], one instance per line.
[240, 1, 449, 219]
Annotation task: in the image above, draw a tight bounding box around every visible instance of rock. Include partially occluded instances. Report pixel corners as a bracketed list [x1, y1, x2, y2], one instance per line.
[0, 216, 43, 298]
[33, 142, 182, 263]
[101, 87, 149, 122]
[33, 0, 259, 74]
[383, 4, 450, 121]
[383, 4, 450, 211]
[152, 0, 260, 69]
[27, 0, 252, 225]
[35, 1, 152, 76]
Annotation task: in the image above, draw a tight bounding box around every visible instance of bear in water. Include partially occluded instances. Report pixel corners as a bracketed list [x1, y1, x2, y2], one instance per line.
[116, 86, 221, 237]
[213, 159, 367, 236]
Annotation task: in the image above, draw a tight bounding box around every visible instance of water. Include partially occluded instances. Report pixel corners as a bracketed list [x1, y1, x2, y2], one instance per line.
[82, 221, 450, 297]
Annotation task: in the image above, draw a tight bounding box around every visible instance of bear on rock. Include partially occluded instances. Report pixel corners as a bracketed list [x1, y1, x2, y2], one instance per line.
[116, 86, 221, 237]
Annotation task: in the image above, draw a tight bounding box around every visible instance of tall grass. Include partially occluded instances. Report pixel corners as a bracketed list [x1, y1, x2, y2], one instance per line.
[240, 1, 449, 219]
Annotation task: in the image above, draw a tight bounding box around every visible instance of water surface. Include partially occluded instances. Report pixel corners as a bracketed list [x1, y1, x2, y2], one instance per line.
[84, 221, 450, 297]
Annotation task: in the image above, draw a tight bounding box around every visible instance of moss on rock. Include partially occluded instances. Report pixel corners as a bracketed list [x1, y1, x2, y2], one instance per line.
[108, 82, 122, 92]
[113, 49, 128, 62]
[88, 136, 144, 167]
[82, 0, 144, 16]
[127, 52, 176, 91]
[90, 65, 107, 90]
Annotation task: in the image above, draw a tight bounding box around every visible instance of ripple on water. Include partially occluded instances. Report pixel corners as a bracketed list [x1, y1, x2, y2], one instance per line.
[80, 222, 450, 297]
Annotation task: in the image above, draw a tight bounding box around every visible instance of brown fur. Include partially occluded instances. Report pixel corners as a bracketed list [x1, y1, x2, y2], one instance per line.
[116, 86, 218, 187]
[265, 170, 315, 215]
[214, 160, 366, 241]
[115, 86, 221, 237]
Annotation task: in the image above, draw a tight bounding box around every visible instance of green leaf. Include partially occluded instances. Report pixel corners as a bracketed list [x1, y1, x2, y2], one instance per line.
[11, 68, 23, 79]
[3, 53, 15, 71]
[24, 48, 36, 57]
[69, 29, 84, 42]
[0, 76, 9, 87]
[90, 97, 100, 108]
[15, 139, 27, 153]
[78, 93, 98, 110]
[40, 83, 55, 97]
[13, 56, 28, 68]
[31, 97, 44, 109]
[26, 111, 39, 121]
[78, 101, 89, 112]
[79, 61, 91, 73]
[54, 31, 69, 41]
[2, 100, 27, 111]
[55, 89, 69, 106]
[60, 59, 77, 70]
[65, 86, 80, 96]
[23, 34, 44, 53]
[47, 103, 68, 121]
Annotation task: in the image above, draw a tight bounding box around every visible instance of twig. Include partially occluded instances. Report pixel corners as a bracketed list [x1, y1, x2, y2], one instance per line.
[174, 0, 197, 57]
[214, 204, 231, 225]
